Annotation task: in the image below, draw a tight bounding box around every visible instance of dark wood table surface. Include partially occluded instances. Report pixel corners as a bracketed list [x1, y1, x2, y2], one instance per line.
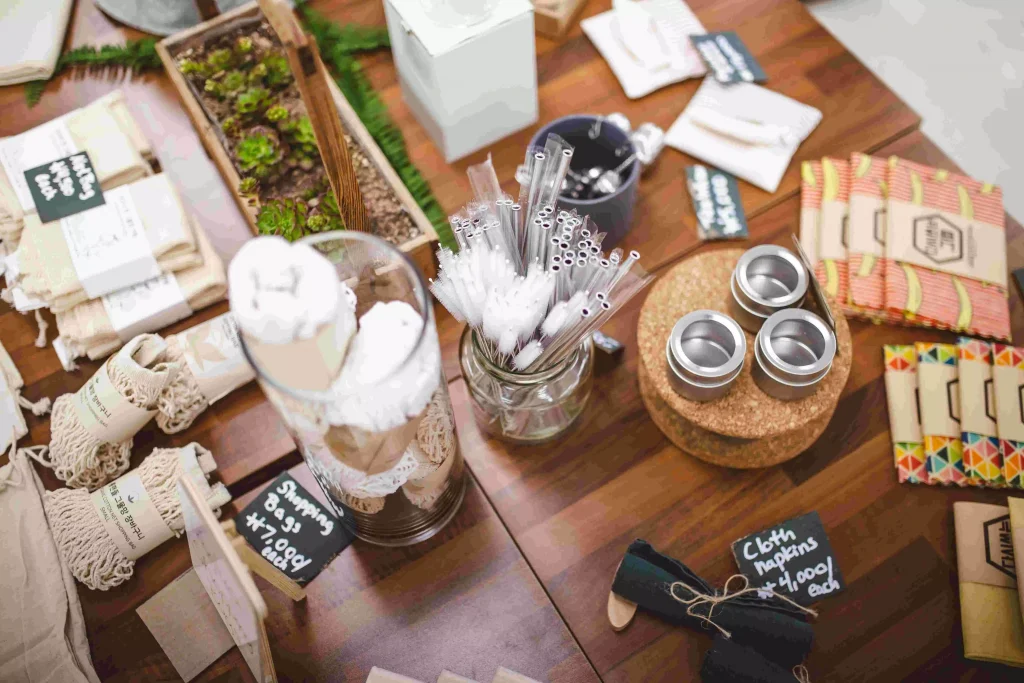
[2, 0, 1020, 681]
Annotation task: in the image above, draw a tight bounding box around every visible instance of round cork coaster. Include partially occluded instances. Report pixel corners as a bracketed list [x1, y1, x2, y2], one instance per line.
[637, 247, 852, 442]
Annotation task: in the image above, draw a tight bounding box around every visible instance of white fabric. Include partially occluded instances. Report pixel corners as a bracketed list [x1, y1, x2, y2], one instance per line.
[582, 0, 706, 99]
[665, 77, 823, 192]
[0, 0, 74, 86]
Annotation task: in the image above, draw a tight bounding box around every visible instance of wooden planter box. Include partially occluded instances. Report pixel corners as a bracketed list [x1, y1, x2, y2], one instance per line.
[156, 1, 438, 279]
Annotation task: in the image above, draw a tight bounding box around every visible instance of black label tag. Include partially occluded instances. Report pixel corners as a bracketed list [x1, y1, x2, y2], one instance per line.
[686, 165, 748, 240]
[690, 31, 767, 85]
[731, 511, 844, 605]
[24, 152, 105, 223]
[235, 472, 354, 585]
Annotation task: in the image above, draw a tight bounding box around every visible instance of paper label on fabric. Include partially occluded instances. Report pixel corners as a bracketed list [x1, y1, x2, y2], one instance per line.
[72, 362, 155, 443]
[91, 470, 174, 560]
[887, 199, 1006, 288]
[993, 364, 1024, 442]
[181, 313, 254, 404]
[102, 274, 193, 342]
[61, 185, 160, 299]
[849, 194, 885, 256]
[883, 370, 921, 444]
[798, 207, 819, 267]
[954, 502, 1015, 588]
[917, 360, 960, 439]
[0, 117, 77, 211]
[819, 199, 847, 261]
[959, 357, 996, 437]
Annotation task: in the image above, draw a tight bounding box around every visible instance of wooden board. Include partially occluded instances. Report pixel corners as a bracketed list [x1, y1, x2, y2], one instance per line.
[533, 0, 589, 38]
[155, 1, 438, 278]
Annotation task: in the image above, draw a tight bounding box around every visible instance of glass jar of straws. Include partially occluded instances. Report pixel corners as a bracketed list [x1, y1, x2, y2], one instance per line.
[460, 328, 593, 443]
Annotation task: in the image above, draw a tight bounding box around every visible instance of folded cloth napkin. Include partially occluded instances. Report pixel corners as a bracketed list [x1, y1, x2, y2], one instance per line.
[581, 0, 706, 99]
[0, 91, 152, 246]
[701, 634, 800, 683]
[56, 221, 226, 360]
[0, 451, 101, 683]
[666, 77, 822, 192]
[14, 173, 201, 313]
[0, 0, 74, 86]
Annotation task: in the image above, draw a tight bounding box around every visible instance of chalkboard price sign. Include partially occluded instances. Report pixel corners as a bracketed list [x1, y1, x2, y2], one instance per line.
[731, 511, 845, 606]
[235, 472, 354, 585]
[24, 151, 105, 223]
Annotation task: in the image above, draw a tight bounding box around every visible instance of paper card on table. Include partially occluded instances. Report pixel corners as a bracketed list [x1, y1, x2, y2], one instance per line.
[690, 31, 766, 84]
[818, 157, 850, 307]
[24, 151, 105, 223]
[953, 501, 1024, 667]
[235, 472, 354, 585]
[916, 342, 968, 486]
[137, 568, 235, 682]
[847, 153, 888, 316]
[992, 344, 1024, 488]
[685, 165, 748, 240]
[883, 345, 926, 484]
[730, 511, 844, 606]
[957, 338, 1003, 486]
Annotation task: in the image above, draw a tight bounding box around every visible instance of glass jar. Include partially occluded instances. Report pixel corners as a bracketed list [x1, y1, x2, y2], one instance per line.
[459, 327, 593, 443]
[240, 231, 465, 547]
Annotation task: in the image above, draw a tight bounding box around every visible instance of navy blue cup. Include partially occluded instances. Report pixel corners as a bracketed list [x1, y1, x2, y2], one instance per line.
[529, 114, 640, 248]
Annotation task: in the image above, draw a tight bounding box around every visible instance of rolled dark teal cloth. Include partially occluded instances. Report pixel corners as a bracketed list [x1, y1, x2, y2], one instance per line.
[701, 634, 797, 683]
[611, 539, 814, 667]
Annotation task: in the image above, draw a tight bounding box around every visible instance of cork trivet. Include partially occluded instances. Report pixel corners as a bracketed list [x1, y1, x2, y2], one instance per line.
[637, 247, 852, 441]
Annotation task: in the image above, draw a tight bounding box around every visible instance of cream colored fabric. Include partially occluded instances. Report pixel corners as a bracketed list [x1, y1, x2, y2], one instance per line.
[0, 91, 152, 241]
[0, 451, 101, 683]
[55, 222, 226, 360]
[0, 0, 74, 86]
[15, 173, 200, 312]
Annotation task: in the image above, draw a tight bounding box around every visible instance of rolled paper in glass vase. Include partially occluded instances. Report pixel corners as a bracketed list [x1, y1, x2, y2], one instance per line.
[230, 233, 464, 546]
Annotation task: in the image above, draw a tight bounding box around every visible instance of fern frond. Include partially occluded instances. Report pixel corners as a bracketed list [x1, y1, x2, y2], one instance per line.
[25, 38, 162, 107]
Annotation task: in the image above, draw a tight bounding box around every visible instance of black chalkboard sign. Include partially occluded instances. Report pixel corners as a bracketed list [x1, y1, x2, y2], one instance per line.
[731, 511, 844, 605]
[690, 32, 767, 85]
[24, 151, 105, 223]
[235, 472, 354, 585]
[686, 165, 748, 240]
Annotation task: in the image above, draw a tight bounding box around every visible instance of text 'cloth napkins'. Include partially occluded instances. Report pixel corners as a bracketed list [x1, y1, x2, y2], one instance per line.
[0, 0, 74, 86]
[581, 0, 706, 99]
[666, 77, 822, 193]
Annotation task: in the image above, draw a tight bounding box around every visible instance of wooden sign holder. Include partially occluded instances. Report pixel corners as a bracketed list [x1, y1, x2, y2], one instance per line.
[221, 519, 307, 602]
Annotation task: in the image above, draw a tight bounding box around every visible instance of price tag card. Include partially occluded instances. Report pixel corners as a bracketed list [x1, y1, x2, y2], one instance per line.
[686, 165, 748, 240]
[235, 472, 354, 585]
[690, 31, 766, 85]
[24, 151, 105, 223]
[730, 511, 844, 605]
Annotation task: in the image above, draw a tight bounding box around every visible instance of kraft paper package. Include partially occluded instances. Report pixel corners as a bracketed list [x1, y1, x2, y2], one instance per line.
[847, 154, 889, 317]
[55, 222, 226, 361]
[0, 451, 101, 683]
[817, 157, 849, 311]
[992, 344, 1024, 488]
[13, 173, 201, 313]
[957, 338, 1003, 486]
[915, 343, 967, 485]
[0, 90, 152, 248]
[883, 345, 927, 484]
[953, 501, 1024, 668]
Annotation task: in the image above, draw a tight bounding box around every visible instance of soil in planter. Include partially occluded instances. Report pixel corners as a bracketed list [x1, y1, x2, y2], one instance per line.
[173, 20, 420, 246]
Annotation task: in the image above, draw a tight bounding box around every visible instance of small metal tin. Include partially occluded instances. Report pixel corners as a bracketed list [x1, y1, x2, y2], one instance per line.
[666, 310, 746, 402]
[729, 245, 809, 332]
[752, 309, 836, 400]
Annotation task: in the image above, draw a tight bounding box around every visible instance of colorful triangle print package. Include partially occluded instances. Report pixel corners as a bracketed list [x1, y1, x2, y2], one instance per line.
[818, 157, 850, 311]
[956, 338, 1004, 486]
[847, 153, 891, 319]
[915, 342, 968, 486]
[798, 161, 822, 281]
[992, 344, 1024, 488]
[883, 345, 927, 484]
[884, 158, 1009, 341]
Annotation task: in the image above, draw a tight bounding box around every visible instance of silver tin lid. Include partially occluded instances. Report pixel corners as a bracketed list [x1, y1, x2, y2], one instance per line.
[733, 245, 808, 316]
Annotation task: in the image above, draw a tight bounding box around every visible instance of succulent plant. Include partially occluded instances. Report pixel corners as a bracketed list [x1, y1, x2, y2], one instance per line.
[235, 36, 254, 55]
[235, 87, 270, 116]
[239, 177, 259, 196]
[178, 58, 210, 78]
[207, 48, 233, 72]
[307, 191, 343, 232]
[265, 105, 288, 123]
[221, 116, 239, 137]
[247, 62, 268, 85]
[204, 78, 226, 99]
[288, 116, 318, 157]
[221, 70, 246, 93]
[256, 197, 309, 241]
[236, 133, 281, 179]
[261, 53, 292, 88]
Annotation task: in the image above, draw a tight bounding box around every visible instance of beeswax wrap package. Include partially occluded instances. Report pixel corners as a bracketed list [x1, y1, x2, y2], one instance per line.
[883, 345, 926, 484]
[885, 158, 1009, 340]
[957, 338, 1003, 486]
[1009, 498, 1024, 622]
[847, 153, 890, 319]
[916, 343, 967, 486]
[992, 344, 1024, 488]
[799, 161, 822, 275]
[953, 501, 1024, 668]
[818, 157, 849, 310]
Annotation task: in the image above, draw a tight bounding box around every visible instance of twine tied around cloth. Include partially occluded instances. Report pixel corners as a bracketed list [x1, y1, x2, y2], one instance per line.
[669, 574, 818, 639]
[793, 664, 811, 683]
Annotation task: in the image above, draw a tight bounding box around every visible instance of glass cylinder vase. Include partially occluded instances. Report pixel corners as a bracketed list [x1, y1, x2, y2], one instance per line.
[459, 327, 593, 443]
[240, 231, 465, 547]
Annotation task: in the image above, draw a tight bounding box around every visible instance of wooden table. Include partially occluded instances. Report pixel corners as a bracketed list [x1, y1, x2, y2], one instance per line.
[2, 0, 1019, 681]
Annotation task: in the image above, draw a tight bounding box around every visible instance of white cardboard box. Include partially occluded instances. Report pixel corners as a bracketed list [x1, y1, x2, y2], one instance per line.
[383, 0, 539, 162]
